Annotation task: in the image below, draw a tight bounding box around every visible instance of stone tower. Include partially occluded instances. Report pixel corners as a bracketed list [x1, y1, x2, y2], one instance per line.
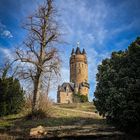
[57, 45, 90, 103]
[70, 47, 89, 96]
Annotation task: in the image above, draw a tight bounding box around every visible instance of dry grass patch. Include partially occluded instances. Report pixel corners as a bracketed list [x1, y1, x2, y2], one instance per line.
[0, 102, 107, 139]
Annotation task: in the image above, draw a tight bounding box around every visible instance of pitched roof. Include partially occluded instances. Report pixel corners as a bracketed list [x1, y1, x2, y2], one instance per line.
[59, 82, 74, 92]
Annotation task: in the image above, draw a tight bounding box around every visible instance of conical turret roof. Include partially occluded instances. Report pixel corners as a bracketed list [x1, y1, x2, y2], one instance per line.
[82, 48, 86, 54]
[71, 48, 75, 55]
[75, 47, 81, 54]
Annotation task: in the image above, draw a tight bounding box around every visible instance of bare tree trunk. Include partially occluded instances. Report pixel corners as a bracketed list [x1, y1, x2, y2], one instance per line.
[32, 74, 40, 112]
[46, 70, 52, 97]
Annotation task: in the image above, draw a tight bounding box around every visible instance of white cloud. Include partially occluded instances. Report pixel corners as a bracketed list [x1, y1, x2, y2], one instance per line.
[0, 21, 13, 38]
[0, 47, 13, 59]
[1, 30, 13, 38]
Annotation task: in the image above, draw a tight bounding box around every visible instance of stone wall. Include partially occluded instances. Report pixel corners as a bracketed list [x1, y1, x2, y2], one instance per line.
[57, 91, 73, 103]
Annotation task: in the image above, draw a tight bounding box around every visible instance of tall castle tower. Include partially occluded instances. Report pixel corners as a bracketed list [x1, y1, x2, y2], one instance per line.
[57, 44, 90, 103]
[70, 46, 89, 96]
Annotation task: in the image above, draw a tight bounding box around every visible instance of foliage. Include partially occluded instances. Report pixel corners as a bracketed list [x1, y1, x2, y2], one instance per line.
[73, 93, 88, 103]
[0, 77, 25, 116]
[94, 37, 140, 133]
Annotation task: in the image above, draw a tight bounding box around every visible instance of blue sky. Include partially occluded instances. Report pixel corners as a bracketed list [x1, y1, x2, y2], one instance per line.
[0, 0, 140, 102]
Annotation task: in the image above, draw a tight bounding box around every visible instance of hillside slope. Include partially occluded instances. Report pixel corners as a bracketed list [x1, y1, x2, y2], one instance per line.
[0, 103, 125, 139]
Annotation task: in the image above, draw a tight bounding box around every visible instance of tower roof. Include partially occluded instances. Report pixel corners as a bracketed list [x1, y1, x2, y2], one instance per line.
[82, 48, 86, 54]
[71, 48, 75, 55]
[58, 82, 74, 92]
[75, 47, 81, 54]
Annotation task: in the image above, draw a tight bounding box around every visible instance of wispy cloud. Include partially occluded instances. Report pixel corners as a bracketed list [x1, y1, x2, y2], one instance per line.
[0, 47, 13, 59]
[0, 21, 13, 38]
[57, 0, 108, 46]
[1, 30, 13, 38]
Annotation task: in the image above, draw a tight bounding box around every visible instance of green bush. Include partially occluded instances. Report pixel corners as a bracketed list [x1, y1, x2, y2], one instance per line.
[0, 77, 25, 116]
[73, 93, 88, 103]
[93, 37, 140, 133]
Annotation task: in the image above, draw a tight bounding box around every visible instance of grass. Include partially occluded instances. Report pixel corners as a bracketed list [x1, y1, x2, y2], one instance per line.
[0, 103, 136, 139]
[54, 102, 97, 112]
[0, 103, 107, 138]
[0, 114, 23, 128]
[0, 103, 102, 128]
[0, 103, 102, 126]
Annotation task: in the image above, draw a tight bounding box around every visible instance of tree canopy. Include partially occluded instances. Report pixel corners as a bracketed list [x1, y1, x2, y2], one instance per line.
[94, 37, 140, 133]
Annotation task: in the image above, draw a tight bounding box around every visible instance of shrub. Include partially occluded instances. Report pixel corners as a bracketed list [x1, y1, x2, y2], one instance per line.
[25, 95, 53, 120]
[73, 93, 88, 103]
[26, 109, 48, 120]
[0, 77, 25, 116]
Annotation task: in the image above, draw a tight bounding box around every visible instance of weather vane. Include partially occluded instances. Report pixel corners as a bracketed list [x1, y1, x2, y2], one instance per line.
[77, 41, 80, 47]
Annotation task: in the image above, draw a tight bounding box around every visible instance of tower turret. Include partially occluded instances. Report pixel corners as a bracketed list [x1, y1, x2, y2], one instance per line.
[70, 45, 89, 96]
[71, 48, 75, 55]
[82, 48, 86, 54]
[75, 47, 81, 54]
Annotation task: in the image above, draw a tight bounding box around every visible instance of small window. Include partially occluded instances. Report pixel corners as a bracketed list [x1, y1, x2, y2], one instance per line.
[66, 86, 69, 93]
[79, 69, 81, 74]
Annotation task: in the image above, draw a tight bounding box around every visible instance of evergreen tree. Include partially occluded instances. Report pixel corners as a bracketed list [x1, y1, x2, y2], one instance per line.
[94, 37, 140, 132]
[0, 77, 25, 116]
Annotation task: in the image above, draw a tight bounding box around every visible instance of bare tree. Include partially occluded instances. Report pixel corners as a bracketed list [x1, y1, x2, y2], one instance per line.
[15, 0, 61, 112]
[0, 59, 17, 79]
